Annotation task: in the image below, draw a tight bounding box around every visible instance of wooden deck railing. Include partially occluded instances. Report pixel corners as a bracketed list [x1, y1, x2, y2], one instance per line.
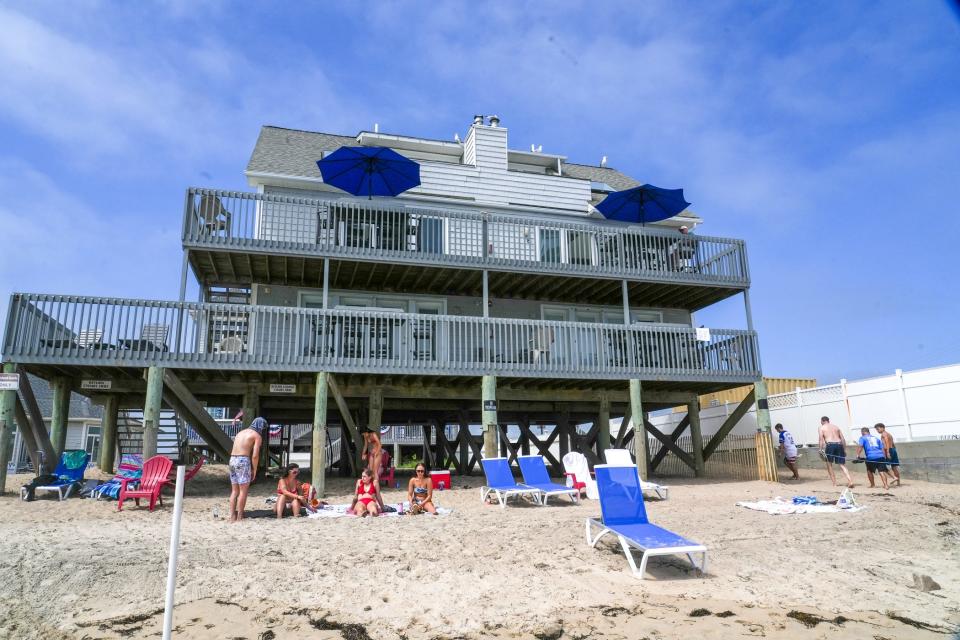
[3, 293, 760, 381]
[182, 188, 750, 287]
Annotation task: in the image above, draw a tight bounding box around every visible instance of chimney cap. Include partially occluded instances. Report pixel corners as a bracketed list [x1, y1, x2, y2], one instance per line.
[473, 114, 484, 126]
[488, 114, 501, 127]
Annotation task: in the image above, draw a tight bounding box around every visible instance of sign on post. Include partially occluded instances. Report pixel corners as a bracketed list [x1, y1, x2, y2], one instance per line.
[695, 327, 711, 342]
[0, 373, 20, 391]
[483, 400, 497, 412]
[269, 384, 297, 394]
[81, 380, 112, 391]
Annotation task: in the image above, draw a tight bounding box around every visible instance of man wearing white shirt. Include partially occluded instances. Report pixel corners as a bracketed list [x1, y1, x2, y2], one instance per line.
[775, 423, 800, 480]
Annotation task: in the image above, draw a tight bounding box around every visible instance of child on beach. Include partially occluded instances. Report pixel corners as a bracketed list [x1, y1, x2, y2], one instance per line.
[857, 427, 892, 490]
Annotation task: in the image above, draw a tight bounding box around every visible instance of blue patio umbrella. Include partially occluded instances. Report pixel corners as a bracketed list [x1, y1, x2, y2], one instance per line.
[316, 146, 421, 199]
[596, 184, 691, 225]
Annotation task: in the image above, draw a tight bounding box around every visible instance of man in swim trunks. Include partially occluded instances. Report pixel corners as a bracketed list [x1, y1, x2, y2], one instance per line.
[818, 416, 854, 488]
[857, 426, 891, 489]
[874, 423, 901, 487]
[228, 416, 264, 522]
[775, 423, 800, 479]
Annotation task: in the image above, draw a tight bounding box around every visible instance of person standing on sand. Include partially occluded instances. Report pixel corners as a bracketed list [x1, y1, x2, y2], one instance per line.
[874, 423, 901, 487]
[775, 423, 800, 479]
[228, 416, 264, 522]
[857, 427, 892, 490]
[818, 416, 854, 488]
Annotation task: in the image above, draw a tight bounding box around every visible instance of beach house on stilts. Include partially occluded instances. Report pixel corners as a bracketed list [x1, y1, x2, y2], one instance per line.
[0, 115, 776, 494]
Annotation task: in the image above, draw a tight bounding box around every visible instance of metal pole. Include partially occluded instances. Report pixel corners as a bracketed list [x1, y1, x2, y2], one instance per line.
[322, 259, 330, 310]
[162, 465, 186, 640]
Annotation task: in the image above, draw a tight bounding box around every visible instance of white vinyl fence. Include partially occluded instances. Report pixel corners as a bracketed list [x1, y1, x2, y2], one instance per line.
[649, 363, 960, 447]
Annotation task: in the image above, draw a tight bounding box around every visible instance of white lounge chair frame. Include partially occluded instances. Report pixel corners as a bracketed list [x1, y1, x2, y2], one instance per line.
[479, 485, 543, 508]
[585, 517, 707, 579]
[21, 481, 79, 502]
[517, 455, 579, 506]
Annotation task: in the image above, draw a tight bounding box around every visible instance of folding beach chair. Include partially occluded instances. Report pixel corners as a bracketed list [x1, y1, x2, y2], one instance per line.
[21, 450, 90, 501]
[562, 451, 598, 500]
[93, 453, 143, 500]
[586, 465, 706, 579]
[605, 448, 670, 500]
[480, 457, 542, 508]
[517, 455, 579, 506]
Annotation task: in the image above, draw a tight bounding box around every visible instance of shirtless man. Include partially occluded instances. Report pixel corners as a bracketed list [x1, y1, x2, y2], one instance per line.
[818, 416, 854, 488]
[228, 416, 264, 522]
[875, 423, 901, 486]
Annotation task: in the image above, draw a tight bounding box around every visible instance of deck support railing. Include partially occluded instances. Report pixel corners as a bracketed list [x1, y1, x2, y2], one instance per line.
[182, 188, 750, 286]
[4, 293, 760, 380]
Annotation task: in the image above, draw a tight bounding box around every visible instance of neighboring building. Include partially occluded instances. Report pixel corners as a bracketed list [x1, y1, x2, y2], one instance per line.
[1, 115, 771, 486]
[678, 377, 817, 412]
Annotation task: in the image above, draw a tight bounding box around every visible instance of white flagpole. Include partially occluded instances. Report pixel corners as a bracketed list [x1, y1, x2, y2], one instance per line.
[162, 465, 186, 640]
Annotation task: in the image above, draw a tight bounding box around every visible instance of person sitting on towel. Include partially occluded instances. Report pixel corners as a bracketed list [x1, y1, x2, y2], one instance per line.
[351, 468, 384, 517]
[407, 462, 437, 515]
[857, 427, 892, 490]
[275, 463, 304, 519]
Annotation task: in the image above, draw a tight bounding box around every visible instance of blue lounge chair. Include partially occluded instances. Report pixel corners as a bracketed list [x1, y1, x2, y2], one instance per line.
[517, 455, 579, 506]
[480, 457, 542, 508]
[586, 464, 706, 579]
[21, 450, 90, 501]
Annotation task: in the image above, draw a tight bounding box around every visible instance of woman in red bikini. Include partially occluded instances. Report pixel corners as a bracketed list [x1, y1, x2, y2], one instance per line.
[351, 468, 383, 517]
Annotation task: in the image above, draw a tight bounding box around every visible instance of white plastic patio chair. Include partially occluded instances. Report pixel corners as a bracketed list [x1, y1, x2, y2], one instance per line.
[604, 448, 670, 500]
[562, 451, 598, 500]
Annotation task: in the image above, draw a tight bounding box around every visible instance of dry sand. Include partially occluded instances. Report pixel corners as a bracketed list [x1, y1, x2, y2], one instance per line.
[0, 466, 957, 639]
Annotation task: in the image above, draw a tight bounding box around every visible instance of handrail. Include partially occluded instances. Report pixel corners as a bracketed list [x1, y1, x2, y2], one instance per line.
[3, 293, 760, 380]
[182, 187, 750, 286]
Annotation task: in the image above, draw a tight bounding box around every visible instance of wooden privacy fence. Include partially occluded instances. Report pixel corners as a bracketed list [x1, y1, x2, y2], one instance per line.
[651, 433, 760, 481]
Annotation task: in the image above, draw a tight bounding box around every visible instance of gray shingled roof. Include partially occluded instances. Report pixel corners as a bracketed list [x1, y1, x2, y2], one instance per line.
[27, 374, 103, 420]
[246, 126, 354, 179]
[246, 126, 643, 189]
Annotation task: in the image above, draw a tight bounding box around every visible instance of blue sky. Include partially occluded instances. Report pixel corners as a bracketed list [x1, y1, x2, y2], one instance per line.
[0, 1, 958, 383]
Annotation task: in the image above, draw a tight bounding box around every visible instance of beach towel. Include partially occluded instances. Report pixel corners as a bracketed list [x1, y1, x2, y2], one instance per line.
[92, 454, 144, 500]
[737, 496, 864, 515]
[306, 502, 453, 519]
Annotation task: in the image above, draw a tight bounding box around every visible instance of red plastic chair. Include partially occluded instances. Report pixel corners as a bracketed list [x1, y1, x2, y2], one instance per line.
[118, 455, 173, 511]
[378, 451, 395, 487]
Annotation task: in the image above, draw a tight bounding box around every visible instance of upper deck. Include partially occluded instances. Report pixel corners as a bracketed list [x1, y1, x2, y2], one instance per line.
[184, 188, 750, 309]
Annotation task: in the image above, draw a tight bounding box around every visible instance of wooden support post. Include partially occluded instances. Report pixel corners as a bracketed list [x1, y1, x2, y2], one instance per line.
[142, 367, 164, 459]
[312, 372, 328, 496]
[0, 363, 18, 494]
[687, 396, 705, 477]
[326, 374, 358, 475]
[558, 409, 570, 461]
[597, 394, 611, 455]
[99, 395, 119, 473]
[242, 386, 264, 474]
[629, 379, 648, 480]
[50, 376, 72, 457]
[368, 387, 383, 438]
[458, 410, 470, 472]
[753, 380, 778, 481]
[481, 375, 497, 459]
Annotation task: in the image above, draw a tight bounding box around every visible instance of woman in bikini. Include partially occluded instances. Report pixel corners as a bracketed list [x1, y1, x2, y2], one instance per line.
[406, 463, 437, 515]
[275, 463, 303, 519]
[351, 468, 383, 517]
[361, 429, 383, 480]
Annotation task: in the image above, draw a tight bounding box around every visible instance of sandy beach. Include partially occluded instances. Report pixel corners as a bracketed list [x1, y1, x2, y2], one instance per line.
[0, 467, 957, 640]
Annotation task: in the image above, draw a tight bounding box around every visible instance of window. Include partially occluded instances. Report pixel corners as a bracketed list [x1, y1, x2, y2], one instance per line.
[566, 230, 594, 266]
[538, 228, 561, 263]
